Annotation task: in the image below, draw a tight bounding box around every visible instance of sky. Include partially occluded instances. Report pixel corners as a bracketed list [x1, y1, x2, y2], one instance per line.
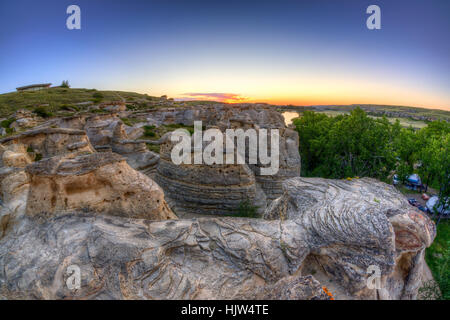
[0, 0, 449, 110]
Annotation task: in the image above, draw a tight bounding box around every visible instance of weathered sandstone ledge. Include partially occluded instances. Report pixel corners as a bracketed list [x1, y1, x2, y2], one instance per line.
[0, 176, 435, 300]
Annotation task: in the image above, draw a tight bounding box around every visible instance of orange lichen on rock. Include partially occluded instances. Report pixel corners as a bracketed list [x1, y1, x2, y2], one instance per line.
[322, 286, 335, 300]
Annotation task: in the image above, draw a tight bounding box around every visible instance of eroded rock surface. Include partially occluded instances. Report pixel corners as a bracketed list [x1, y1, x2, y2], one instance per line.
[0, 128, 95, 159]
[153, 105, 301, 216]
[0, 177, 435, 300]
[25, 152, 175, 220]
[264, 177, 436, 299]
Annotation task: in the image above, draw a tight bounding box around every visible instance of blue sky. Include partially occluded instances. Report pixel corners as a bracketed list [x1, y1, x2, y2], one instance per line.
[0, 0, 449, 109]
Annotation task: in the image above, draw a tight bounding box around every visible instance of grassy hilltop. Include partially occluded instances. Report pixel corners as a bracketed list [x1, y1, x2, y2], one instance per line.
[0, 88, 159, 117]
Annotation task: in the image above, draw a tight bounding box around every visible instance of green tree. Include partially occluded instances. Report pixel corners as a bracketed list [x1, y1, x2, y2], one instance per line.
[61, 80, 70, 88]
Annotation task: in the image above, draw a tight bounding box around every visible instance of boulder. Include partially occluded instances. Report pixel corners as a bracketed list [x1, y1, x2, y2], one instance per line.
[264, 177, 436, 299]
[0, 128, 95, 159]
[154, 134, 264, 216]
[25, 152, 176, 220]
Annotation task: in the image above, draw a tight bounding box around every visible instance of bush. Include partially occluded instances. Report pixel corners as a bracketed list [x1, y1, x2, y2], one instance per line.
[1, 118, 15, 128]
[237, 199, 259, 218]
[92, 92, 103, 99]
[143, 125, 156, 137]
[92, 92, 104, 103]
[33, 107, 53, 118]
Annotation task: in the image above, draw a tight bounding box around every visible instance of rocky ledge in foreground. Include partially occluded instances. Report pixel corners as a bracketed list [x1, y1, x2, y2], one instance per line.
[0, 148, 176, 239]
[0, 177, 435, 300]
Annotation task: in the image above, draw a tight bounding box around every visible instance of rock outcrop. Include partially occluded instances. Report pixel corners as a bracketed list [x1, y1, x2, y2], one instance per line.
[24, 152, 175, 220]
[0, 144, 31, 238]
[0, 128, 95, 159]
[152, 105, 301, 216]
[0, 177, 435, 300]
[155, 135, 264, 216]
[264, 177, 436, 299]
[10, 109, 39, 130]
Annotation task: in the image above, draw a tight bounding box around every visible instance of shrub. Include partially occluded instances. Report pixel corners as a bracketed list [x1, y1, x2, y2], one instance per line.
[33, 107, 53, 118]
[92, 92, 104, 103]
[92, 92, 103, 99]
[1, 118, 15, 128]
[237, 199, 259, 218]
[143, 125, 156, 137]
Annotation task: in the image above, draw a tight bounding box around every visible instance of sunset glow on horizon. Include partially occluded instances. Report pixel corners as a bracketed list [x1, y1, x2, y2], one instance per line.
[1, 0, 449, 111]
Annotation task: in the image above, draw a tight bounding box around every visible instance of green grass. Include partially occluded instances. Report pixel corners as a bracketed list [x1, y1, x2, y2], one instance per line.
[235, 199, 259, 218]
[0, 88, 163, 118]
[33, 106, 53, 118]
[281, 104, 450, 129]
[424, 220, 450, 299]
[368, 115, 428, 129]
[146, 143, 160, 153]
[143, 125, 157, 137]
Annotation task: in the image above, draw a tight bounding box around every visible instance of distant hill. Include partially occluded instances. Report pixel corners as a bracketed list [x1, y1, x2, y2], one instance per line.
[279, 104, 450, 123]
[1, 87, 449, 123]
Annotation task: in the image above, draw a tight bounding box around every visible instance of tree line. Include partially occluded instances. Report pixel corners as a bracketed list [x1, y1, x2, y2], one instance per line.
[293, 108, 449, 221]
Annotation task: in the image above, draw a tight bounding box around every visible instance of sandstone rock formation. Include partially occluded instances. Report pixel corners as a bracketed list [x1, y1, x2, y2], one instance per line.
[0, 102, 437, 301]
[0, 177, 435, 300]
[152, 105, 301, 216]
[155, 135, 264, 216]
[0, 144, 32, 238]
[0, 128, 95, 159]
[10, 109, 39, 130]
[25, 152, 175, 220]
[264, 177, 436, 299]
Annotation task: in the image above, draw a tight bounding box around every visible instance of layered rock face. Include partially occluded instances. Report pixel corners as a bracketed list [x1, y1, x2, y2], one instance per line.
[155, 135, 264, 216]
[152, 105, 301, 216]
[253, 127, 301, 201]
[24, 105, 300, 216]
[25, 152, 175, 220]
[81, 115, 159, 175]
[0, 124, 176, 239]
[133, 104, 285, 128]
[0, 145, 31, 237]
[0, 128, 95, 159]
[0, 177, 434, 300]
